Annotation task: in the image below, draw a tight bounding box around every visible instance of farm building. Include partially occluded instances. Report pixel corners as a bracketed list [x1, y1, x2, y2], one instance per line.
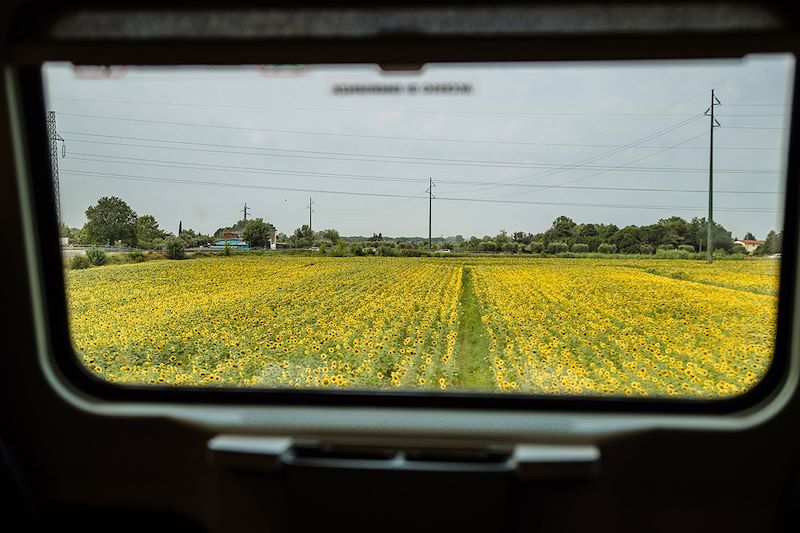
[735, 239, 765, 254]
[211, 229, 278, 250]
[210, 236, 249, 250]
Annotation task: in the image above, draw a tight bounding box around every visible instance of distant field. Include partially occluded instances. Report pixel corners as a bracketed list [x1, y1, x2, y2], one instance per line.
[65, 256, 778, 398]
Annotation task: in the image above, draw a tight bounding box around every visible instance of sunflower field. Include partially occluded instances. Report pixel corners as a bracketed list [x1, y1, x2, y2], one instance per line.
[65, 255, 779, 398]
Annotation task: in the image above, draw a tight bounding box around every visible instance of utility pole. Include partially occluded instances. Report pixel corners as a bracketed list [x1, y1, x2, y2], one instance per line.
[46, 111, 65, 223]
[705, 90, 721, 264]
[308, 197, 315, 230]
[241, 202, 250, 224]
[427, 177, 436, 250]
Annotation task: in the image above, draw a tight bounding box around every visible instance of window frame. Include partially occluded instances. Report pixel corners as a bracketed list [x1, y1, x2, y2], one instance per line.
[14, 32, 800, 415]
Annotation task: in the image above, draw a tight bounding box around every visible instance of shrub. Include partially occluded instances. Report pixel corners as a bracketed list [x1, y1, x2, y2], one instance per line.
[377, 244, 398, 257]
[502, 242, 518, 253]
[655, 248, 703, 259]
[657, 244, 675, 251]
[571, 243, 589, 253]
[164, 237, 185, 259]
[127, 250, 146, 263]
[678, 244, 695, 253]
[217, 241, 231, 257]
[732, 243, 747, 254]
[547, 242, 568, 254]
[478, 241, 497, 252]
[400, 249, 431, 257]
[69, 255, 91, 270]
[528, 241, 544, 254]
[105, 254, 128, 265]
[86, 247, 107, 266]
[639, 244, 655, 255]
[330, 242, 349, 257]
[597, 243, 617, 254]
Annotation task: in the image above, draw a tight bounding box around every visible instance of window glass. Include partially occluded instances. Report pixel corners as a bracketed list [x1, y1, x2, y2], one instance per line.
[45, 56, 792, 397]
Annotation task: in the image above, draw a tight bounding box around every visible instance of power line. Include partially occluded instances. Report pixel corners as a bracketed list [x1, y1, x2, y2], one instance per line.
[723, 126, 788, 130]
[50, 96, 715, 117]
[59, 168, 780, 213]
[60, 129, 784, 152]
[51, 96, 789, 115]
[472, 115, 706, 194]
[62, 153, 783, 193]
[56, 111, 710, 148]
[485, 130, 711, 200]
[74, 137, 747, 171]
[64, 149, 780, 175]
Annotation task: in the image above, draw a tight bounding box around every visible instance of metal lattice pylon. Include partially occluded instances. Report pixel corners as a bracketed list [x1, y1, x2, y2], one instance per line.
[46, 111, 64, 223]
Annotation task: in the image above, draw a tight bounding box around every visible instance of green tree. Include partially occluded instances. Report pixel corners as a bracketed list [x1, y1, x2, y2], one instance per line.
[690, 217, 733, 252]
[135, 215, 165, 250]
[58, 222, 72, 238]
[547, 242, 569, 254]
[84, 196, 137, 246]
[242, 218, 274, 248]
[495, 230, 510, 245]
[757, 230, 783, 255]
[744, 232, 757, 241]
[85, 247, 107, 266]
[164, 237, 185, 259]
[292, 225, 316, 248]
[465, 236, 481, 251]
[319, 228, 340, 243]
[545, 216, 577, 242]
[477, 241, 497, 252]
[597, 243, 617, 254]
[179, 228, 213, 248]
[512, 231, 532, 244]
[73, 225, 90, 245]
[528, 241, 544, 253]
[610, 226, 642, 254]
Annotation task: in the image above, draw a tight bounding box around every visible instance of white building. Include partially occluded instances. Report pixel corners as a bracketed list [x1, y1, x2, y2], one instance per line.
[734, 239, 765, 254]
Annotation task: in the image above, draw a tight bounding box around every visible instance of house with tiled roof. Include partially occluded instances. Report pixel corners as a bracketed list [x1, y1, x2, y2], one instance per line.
[734, 239, 765, 254]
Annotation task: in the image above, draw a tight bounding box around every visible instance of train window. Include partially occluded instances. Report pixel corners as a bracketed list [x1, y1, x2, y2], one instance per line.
[44, 55, 793, 403]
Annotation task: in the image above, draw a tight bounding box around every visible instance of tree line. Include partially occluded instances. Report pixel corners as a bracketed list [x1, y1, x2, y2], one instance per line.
[60, 197, 783, 257]
[334, 216, 782, 256]
[59, 196, 339, 252]
[59, 196, 216, 250]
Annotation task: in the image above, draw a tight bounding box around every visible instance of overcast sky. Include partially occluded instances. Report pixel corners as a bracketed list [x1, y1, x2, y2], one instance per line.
[43, 54, 793, 240]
